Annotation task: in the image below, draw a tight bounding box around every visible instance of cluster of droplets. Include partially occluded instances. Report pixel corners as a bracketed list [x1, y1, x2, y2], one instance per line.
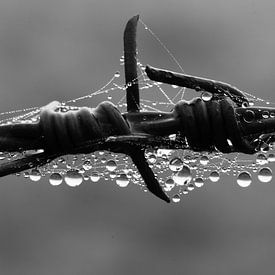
[0, 20, 275, 203]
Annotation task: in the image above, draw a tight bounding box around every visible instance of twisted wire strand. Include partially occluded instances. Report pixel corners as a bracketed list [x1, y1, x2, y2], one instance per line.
[39, 101, 130, 153]
[173, 97, 256, 154]
[39, 98, 256, 155]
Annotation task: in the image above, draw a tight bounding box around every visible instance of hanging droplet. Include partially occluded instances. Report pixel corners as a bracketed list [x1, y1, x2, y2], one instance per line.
[209, 171, 220, 182]
[49, 173, 63, 186]
[64, 170, 83, 187]
[262, 111, 269, 119]
[106, 160, 117, 171]
[169, 157, 183, 172]
[187, 182, 195, 191]
[256, 154, 268, 165]
[172, 194, 180, 203]
[114, 71, 120, 78]
[194, 177, 204, 188]
[173, 165, 191, 186]
[200, 155, 209, 165]
[268, 153, 275, 162]
[257, 167, 272, 183]
[237, 171, 252, 187]
[201, 91, 212, 101]
[29, 169, 41, 182]
[90, 172, 100, 182]
[116, 173, 129, 187]
[243, 110, 255, 123]
[165, 178, 175, 190]
[147, 154, 157, 164]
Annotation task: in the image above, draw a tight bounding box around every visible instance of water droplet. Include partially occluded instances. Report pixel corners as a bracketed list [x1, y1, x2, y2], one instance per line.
[194, 177, 204, 187]
[49, 173, 63, 186]
[243, 110, 255, 123]
[90, 172, 100, 182]
[116, 174, 129, 187]
[64, 170, 83, 187]
[258, 167, 272, 183]
[262, 111, 269, 119]
[165, 178, 175, 190]
[172, 194, 180, 203]
[172, 85, 179, 89]
[201, 91, 212, 101]
[29, 169, 41, 181]
[209, 171, 220, 182]
[106, 160, 117, 171]
[268, 153, 275, 162]
[200, 155, 209, 165]
[114, 71, 120, 78]
[147, 154, 157, 164]
[187, 182, 195, 191]
[173, 165, 192, 186]
[169, 157, 183, 172]
[256, 154, 268, 165]
[237, 171, 252, 187]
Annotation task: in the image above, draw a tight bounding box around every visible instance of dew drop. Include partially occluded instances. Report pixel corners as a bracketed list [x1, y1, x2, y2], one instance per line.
[237, 171, 252, 187]
[172, 85, 179, 89]
[194, 177, 204, 188]
[114, 71, 120, 78]
[173, 165, 191, 186]
[64, 170, 83, 187]
[169, 157, 183, 172]
[209, 171, 220, 182]
[29, 169, 41, 182]
[106, 160, 117, 171]
[147, 154, 157, 164]
[258, 167, 272, 183]
[187, 182, 195, 191]
[90, 172, 100, 182]
[116, 173, 129, 187]
[172, 194, 180, 203]
[201, 91, 212, 101]
[49, 173, 63, 186]
[165, 178, 175, 190]
[262, 111, 269, 119]
[200, 155, 209, 165]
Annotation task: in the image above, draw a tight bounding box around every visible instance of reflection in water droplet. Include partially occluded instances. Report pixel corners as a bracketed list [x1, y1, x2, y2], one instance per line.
[237, 171, 251, 187]
[169, 157, 183, 172]
[201, 91, 212, 101]
[172, 194, 180, 203]
[194, 177, 204, 187]
[29, 169, 41, 181]
[258, 167, 272, 183]
[173, 165, 191, 186]
[64, 170, 83, 187]
[82, 160, 92, 171]
[49, 173, 63, 186]
[116, 174, 129, 187]
[106, 160, 117, 171]
[209, 171, 220, 182]
[200, 156, 209, 165]
[90, 172, 100, 182]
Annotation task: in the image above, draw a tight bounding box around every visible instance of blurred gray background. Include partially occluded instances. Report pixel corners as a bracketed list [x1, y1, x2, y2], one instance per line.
[0, 0, 275, 274]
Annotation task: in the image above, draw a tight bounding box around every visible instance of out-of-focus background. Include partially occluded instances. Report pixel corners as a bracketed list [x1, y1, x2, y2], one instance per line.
[0, 0, 275, 274]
